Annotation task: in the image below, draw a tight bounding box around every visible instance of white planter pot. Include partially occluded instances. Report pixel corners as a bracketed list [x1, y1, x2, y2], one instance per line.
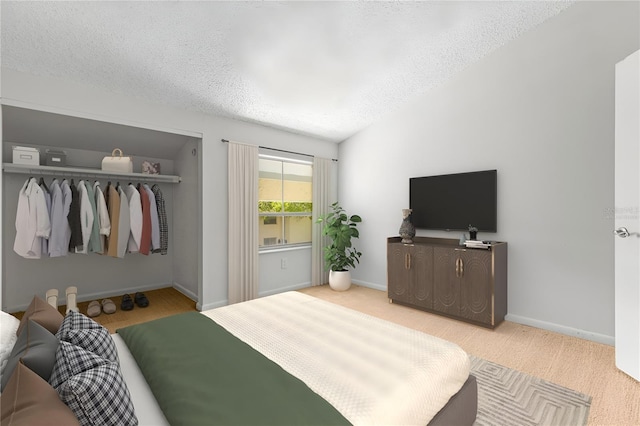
[329, 270, 351, 291]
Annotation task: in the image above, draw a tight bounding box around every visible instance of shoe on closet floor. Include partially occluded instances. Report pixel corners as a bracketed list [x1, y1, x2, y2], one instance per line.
[134, 292, 149, 308]
[45, 289, 58, 308]
[87, 300, 101, 317]
[102, 299, 116, 314]
[65, 286, 79, 314]
[121, 294, 134, 311]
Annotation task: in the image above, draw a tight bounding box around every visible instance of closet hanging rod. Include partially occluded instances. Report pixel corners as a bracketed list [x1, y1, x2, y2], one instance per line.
[220, 139, 338, 162]
[2, 163, 181, 184]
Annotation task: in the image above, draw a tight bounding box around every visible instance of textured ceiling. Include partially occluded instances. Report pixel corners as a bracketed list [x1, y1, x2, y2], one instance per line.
[1, 1, 574, 143]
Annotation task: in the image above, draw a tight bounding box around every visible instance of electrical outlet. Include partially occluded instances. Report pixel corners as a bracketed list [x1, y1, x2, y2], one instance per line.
[281, 258, 288, 269]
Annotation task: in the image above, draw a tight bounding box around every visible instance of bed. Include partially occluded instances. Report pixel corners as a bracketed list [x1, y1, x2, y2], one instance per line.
[1, 291, 477, 426]
[115, 291, 477, 426]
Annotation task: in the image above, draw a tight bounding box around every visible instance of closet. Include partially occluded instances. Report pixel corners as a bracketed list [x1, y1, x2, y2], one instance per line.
[1, 104, 203, 312]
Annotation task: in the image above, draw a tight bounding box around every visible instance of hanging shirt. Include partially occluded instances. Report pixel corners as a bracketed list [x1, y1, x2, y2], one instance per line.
[106, 183, 121, 258]
[48, 179, 67, 257]
[39, 181, 51, 257]
[117, 185, 131, 258]
[143, 184, 160, 251]
[75, 181, 94, 254]
[84, 182, 101, 253]
[60, 180, 73, 255]
[151, 184, 168, 255]
[137, 184, 152, 255]
[124, 184, 142, 253]
[67, 180, 83, 252]
[93, 181, 111, 254]
[14, 178, 51, 259]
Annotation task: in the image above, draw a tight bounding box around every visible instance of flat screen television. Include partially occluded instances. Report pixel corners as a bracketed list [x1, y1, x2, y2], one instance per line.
[409, 169, 497, 232]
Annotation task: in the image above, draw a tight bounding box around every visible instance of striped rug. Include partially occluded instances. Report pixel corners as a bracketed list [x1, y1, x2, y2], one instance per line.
[471, 356, 591, 426]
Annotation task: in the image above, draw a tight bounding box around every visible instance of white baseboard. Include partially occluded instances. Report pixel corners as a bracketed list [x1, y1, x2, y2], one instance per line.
[199, 282, 312, 311]
[199, 299, 227, 311]
[259, 282, 310, 298]
[339, 281, 615, 346]
[351, 279, 386, 292]
[172, 282, 197, 302]
[505, 313, 614, 346]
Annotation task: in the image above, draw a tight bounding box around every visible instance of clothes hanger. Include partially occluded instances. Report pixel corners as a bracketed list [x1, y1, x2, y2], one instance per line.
[38, 176, 49, 191]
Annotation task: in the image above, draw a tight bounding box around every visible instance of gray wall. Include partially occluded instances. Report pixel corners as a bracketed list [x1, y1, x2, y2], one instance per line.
[1, 68, 338, 311]
[338, 1, 640, 344]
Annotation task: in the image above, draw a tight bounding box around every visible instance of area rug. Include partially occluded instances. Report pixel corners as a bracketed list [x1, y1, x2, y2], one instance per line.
[470, 356, 592, 426]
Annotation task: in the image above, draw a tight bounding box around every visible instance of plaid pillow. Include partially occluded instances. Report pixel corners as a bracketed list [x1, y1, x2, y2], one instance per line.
[50, 341, 138, 426]
[56, 311, 118, 362]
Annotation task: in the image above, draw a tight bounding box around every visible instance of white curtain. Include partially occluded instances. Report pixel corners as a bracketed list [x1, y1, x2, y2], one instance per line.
[227, 142, 259, 304]
[311, 157, 335, 286]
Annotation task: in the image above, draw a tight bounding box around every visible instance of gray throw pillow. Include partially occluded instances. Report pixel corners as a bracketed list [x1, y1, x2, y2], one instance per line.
[0, 320, 59, 391]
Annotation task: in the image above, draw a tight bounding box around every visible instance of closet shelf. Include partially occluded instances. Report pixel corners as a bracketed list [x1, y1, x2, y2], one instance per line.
[2, 163, 181, 183]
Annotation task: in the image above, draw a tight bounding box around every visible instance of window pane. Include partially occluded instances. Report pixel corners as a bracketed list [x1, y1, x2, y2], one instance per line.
[259, 158, 282, 213]
[283, 162, 312, 213]
[259, 216, 282, 247]
[284, 216, 312, 245]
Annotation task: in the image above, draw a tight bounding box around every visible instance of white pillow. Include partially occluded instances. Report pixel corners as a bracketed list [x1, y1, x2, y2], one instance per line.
[0, 310, 20, 379]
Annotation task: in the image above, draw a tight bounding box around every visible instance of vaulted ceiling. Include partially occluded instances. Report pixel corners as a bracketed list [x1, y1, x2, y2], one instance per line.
[1, 1, 574, 142]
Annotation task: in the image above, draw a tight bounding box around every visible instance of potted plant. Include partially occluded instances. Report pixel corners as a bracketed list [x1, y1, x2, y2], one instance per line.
[316, 202, 362, 291]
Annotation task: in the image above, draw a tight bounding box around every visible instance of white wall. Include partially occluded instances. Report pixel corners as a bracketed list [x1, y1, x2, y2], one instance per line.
[338, 1, 640, 344]
[1, 69, 338, 311]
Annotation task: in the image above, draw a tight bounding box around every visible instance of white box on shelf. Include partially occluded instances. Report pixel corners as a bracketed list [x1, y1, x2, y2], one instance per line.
[12, 146, 40, 165]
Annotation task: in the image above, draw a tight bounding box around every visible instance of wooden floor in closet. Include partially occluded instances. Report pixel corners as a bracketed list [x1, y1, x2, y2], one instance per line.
[15, 287, 197, 334]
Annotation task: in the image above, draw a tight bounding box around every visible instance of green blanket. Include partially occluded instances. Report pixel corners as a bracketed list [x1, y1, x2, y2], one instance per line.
[117, 312, 350, 426]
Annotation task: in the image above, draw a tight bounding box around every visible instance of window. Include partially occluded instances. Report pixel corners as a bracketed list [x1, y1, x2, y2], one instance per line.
[259, 155, 312, 249]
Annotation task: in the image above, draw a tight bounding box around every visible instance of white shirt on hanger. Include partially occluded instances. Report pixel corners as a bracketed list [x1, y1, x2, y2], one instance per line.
[143, 184, 161, 251]
[124, 183, 142, 253]
[75, 180, 95, 254]
[14, 178, 51, 259]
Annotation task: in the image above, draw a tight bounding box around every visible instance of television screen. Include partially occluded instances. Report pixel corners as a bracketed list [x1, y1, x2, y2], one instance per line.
[409, 170, 497, 232]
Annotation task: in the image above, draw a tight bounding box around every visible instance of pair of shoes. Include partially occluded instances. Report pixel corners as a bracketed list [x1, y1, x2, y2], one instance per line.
[46, 287, 79, 314]
[120, 293, 150, 311]
[87, 299, 117, 317]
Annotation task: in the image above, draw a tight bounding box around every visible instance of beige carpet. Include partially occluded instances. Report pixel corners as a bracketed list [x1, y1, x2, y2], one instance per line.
[299, 285, 640, 426]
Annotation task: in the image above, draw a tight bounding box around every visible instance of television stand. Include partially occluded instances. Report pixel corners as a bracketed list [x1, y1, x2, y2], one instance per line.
[387, 236, 507, 328]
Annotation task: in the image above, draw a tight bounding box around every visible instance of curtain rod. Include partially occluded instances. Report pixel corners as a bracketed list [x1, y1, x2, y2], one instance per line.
[221, 139, 337, 162]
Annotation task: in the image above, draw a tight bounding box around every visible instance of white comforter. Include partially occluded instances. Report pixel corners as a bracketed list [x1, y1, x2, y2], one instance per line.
[203, 291, 470, 425]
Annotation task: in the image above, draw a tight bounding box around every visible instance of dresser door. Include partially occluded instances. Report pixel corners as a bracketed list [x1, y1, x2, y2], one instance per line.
[433, 247, 459, 315]
[459, 250, 493, 325]
[387, 244, 411, 303]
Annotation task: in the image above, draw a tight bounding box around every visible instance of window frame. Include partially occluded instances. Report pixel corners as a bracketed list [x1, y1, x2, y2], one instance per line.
[258, 153, 313, 252]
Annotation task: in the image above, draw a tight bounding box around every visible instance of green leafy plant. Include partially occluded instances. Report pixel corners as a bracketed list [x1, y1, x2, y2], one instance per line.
[316, 202, 362, 271]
